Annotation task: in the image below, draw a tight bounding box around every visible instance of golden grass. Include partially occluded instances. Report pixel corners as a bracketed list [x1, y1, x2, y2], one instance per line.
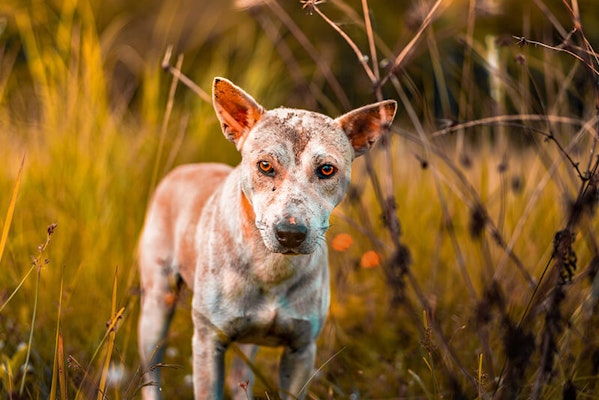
[1, 0, 599, 398]
[0, 155, 23, 266]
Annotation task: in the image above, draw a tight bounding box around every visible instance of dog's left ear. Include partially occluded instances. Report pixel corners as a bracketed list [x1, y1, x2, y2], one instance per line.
[336, 100, 397, 157]
[213, 77, 265, 150]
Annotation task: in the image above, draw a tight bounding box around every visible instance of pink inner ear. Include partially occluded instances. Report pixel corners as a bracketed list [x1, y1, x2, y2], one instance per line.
[218, 106, 248, 137]
[345, 118, 379, 152]
[212, 78, 265, 146]
[337, 101, 396, 157]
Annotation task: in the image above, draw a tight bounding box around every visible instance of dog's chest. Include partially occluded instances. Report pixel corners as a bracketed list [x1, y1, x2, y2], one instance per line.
[223, 288, 319, 348]
[232, 308, 314, 348]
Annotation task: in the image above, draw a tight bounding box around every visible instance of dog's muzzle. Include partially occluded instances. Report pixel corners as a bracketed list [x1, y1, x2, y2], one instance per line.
[274, 219, 307, 251]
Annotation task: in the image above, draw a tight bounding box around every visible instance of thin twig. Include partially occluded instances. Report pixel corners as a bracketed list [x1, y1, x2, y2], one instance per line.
[380, 0, 446, 86]
[311, 4, 377, 84]
[513, 35, 599, 77]
[266, 0, 351, 110]
[532, 0, 569, 39]
[433, 114, 598, 181]
[297, 347, 346, 397]
[361, 0, 380, 85]
[249, 9, 318, 110]
[161, 45, 211, 104]
[330, 0, 395, 60]
[148, 50, 184, 205]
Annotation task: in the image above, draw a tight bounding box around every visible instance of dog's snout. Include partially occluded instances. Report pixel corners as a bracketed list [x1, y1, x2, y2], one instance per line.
[274, 220, 307, 248]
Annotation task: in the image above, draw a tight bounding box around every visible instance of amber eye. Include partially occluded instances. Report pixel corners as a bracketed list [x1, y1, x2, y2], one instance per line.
[317, 164, 337, 179]
[258, 161, 275, 176]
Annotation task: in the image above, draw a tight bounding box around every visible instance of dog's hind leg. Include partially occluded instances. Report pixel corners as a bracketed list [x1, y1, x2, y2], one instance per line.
[138, 234, 180, 400]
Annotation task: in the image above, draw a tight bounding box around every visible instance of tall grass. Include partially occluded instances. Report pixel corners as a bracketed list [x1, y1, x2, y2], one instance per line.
[307, 0, 599, 397]
[1, 0, 598, 398]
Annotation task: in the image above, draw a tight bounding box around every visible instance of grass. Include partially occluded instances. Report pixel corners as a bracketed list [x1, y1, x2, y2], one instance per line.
[1, 0, 599, 398]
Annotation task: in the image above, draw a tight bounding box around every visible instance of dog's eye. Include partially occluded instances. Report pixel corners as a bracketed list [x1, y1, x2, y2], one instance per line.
[317, 164, 337, 179]
[258, 161, 275, 176]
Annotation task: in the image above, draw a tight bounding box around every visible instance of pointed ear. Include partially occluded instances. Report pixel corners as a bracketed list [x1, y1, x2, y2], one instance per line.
[335, 100, 397, 157]
[212, 77, 265, 150]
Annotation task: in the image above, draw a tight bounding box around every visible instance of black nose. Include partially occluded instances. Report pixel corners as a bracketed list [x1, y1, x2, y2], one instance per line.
[275, 220, 307, 248]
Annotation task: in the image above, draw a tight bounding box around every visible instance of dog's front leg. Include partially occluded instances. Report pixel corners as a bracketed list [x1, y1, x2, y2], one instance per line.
[278, 342, 316, 400]
[192, 324, 227, 399]
[228, 344, 258, 400]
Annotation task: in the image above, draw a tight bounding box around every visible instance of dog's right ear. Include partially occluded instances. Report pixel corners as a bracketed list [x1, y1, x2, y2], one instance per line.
[213, 77, 265, 150]
[336, 100, 397, 158]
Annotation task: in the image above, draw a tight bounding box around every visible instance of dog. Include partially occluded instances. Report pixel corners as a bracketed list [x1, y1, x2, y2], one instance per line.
[137, 77, 396, 399]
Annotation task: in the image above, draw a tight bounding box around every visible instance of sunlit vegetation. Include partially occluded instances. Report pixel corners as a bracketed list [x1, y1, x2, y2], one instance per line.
[1, 0, 598, 398]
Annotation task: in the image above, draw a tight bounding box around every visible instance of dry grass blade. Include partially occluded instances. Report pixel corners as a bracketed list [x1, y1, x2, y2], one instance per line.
[19, 259, 41, 395]
[97, 269, 122, 400]
[58, 334, 67, 400]
[513, 35, 599, 77]
[408, 369, 434, 400]
[0, 264, 36, 314]
[74, 281, 125, 399]
[477, 353, 484, 399]
[149, 50, 184, 203]
[266, 0, 351, 110]
[0, 155, 25, 265]
[311, 4, 376, 84]
[532, 0, 569, 38]
[18, 224, 56, 395]
[296, 347, 346, 397]
[381, 0, 446, 86]
[50, 274, 67, 400]
[361, 0, 379, 83]
[161, 45, 211, 103]
[229, 344, 276, 394]
[432, 114, 598, 139]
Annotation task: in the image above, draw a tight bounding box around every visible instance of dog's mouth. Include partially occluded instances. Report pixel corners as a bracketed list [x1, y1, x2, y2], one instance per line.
[263, 238, 319, 256]
[269, 242, 315, 256]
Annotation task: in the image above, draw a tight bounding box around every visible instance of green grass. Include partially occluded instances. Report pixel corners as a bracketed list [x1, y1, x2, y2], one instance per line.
[1, 0, 599, 398]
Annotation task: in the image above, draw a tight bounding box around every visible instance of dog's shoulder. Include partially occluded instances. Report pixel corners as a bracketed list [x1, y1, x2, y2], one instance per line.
[146, 163, 234, 227]
[153, 163, 231, 197]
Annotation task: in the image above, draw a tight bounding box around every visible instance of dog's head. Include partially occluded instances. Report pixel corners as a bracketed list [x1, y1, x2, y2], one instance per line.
[212, 77, 397, 255]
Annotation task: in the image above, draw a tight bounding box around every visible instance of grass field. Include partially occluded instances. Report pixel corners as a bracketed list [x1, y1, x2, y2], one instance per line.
[1, 0, 599, 398]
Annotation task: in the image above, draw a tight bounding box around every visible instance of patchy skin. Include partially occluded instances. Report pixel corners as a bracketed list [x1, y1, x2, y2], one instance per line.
[137, 77, 397, 400]
[239, 109, 357, 256]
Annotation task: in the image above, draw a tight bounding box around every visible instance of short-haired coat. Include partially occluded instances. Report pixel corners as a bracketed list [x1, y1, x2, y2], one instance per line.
[138, 78, 396, 399]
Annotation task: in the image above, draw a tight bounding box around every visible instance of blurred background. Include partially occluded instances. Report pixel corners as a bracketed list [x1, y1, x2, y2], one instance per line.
[1, 0, 599, 398]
